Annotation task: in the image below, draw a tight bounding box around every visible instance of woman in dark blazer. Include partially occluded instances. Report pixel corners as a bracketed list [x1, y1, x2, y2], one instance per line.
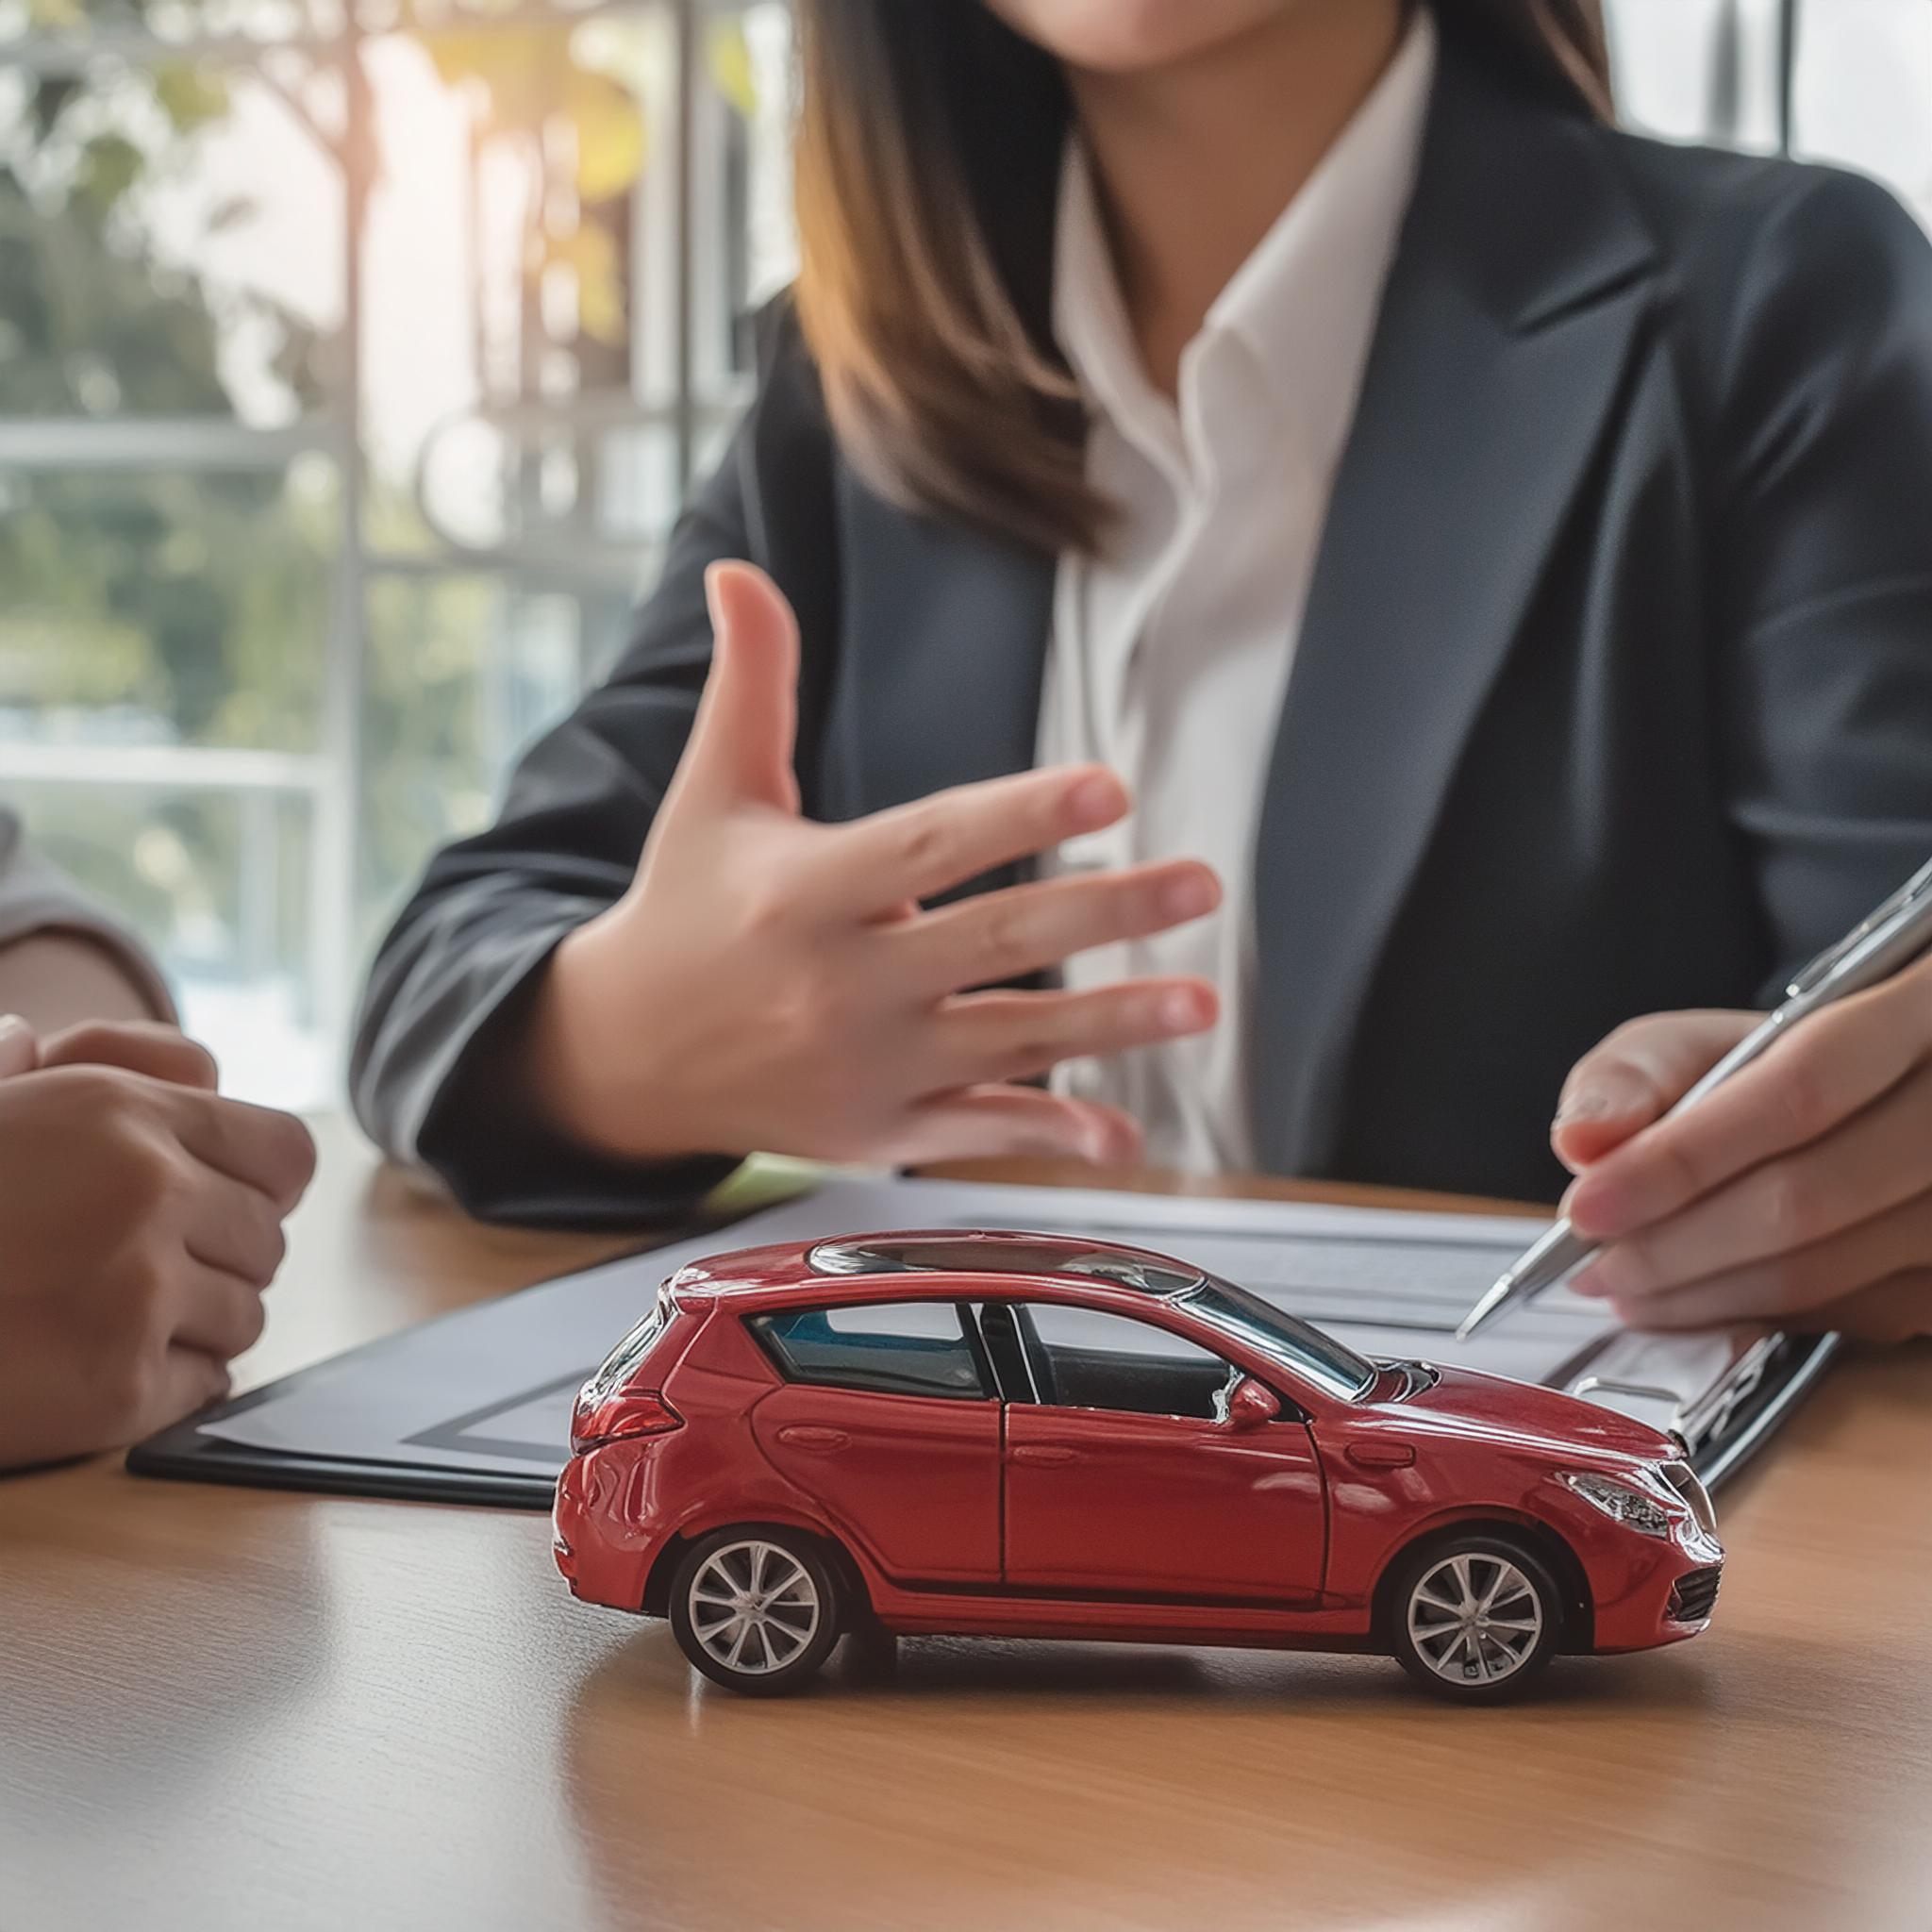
[354, 0, 1932, 1340]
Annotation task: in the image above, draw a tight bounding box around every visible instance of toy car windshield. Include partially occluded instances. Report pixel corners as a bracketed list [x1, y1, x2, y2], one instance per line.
[1180, 1278, 1377, 1401]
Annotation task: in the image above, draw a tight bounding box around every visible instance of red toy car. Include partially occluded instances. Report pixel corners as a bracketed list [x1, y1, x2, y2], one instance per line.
[554, 1230, 1723, 1699]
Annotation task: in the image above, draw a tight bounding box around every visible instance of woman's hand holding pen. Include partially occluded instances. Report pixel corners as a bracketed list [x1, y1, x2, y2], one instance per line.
[524, 561, 1222, 1170]
[1550, 968, 1932, 1341]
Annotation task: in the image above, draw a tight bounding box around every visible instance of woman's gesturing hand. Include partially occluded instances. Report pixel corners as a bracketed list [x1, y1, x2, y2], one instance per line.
[1549, 962, 1932, 1341]
[525, 560, 1222, 1169]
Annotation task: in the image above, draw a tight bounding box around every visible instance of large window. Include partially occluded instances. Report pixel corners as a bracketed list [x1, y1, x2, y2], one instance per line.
[1609, 0, 1932, 229]
[1, 1, 1926, 1106]
[0, 0, 795, 1103]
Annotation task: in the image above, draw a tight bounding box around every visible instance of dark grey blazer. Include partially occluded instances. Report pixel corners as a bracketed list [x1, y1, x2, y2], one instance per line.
[352, 23, 1932, 1226]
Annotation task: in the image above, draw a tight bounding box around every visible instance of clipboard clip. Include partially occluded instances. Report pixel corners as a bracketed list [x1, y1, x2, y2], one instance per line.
[1565, 1374, 1685, 1408]
[1676, 1338, 1774, 1453]
[1562, 1334, 1780, 1460]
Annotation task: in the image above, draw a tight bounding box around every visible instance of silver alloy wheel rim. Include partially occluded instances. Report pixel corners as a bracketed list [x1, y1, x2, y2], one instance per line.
[689, 1541, 822, 1675]
[1406, 1552, 1544, 1686]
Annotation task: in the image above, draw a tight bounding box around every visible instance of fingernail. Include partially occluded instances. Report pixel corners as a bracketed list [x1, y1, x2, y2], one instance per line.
[1069, 772, 1126, 830]
[1159, 988, 1207, 1032]
[1569, 1263, 1610, 1298]
[1566, 1174, 1634, 1241]
[1553, 1089, 1609, 1128]
[1159, 869, 1218, 922]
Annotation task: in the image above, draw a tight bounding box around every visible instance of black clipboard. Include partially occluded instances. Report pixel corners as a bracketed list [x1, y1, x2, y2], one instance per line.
[126, 1224, 708, 1509]
[127, 1361, 565, 1508]
[129, 1243, 1842, 1511]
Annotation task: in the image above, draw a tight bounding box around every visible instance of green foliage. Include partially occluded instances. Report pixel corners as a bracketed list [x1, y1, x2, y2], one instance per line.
[0, 1, 660, 995]
[73, 132, 144, 215]
[360, 572, 496, 927]
[0, 90, 331, 750]
[0, 17, 367, 975]
[151, 61, 232, 135]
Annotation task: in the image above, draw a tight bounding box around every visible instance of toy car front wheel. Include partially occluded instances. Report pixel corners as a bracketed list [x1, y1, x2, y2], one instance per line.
[1390, 1534, 1562, 1700]
[669, 1528, 842, 1695]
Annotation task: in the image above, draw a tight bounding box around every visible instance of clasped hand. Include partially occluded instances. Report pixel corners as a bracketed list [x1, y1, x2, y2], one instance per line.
[0, 1017, 316, 1469]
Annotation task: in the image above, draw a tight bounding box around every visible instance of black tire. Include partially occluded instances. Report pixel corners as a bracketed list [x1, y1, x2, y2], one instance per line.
[1387, 1530, 1564, 1702]
[842, 1617, 900, 1682]
[669, 1527, 843, 1696]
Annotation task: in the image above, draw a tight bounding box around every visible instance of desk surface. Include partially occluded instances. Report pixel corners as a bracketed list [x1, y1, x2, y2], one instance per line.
[4, 1119, 1930, 1932]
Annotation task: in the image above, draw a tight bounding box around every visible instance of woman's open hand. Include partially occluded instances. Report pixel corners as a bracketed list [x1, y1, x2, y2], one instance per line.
[1551, 961, 1932, 1341]
[524, 561, 1222, 1170]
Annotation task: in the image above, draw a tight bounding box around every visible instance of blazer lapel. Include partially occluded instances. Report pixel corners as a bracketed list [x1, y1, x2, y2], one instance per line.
[829, 462, 1057, 843]
[1251, 36, 1661, 1174]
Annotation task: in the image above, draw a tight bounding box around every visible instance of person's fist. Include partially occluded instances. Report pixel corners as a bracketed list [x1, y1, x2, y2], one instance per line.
[39, 1018, 222, 1090]
[0, 1061, 315, 1470]
[0, 1014, 224, 1090]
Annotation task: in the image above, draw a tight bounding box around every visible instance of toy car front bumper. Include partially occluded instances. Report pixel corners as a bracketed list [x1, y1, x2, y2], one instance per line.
[1590, 1526, 1725, 1652]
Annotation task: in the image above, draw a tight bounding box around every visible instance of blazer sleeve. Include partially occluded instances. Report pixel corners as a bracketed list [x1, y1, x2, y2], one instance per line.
[0, 807, 177, 1022]
[1714, 165, 1932, 996]
[350, 307, 829, 1227]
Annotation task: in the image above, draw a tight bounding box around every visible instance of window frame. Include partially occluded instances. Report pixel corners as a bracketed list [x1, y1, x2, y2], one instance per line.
[984, 1295, 1301, 1426]
[0, 0, 778, 1106]
[745, 1296, 998, 1405]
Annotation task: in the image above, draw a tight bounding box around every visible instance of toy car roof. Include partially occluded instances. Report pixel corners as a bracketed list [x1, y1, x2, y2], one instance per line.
[668, 1230, 1209, 1307]
[808, 1231, 1206, 1294]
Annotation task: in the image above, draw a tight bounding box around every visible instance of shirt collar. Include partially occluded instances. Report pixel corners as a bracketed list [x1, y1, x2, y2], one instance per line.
[1053, 6, 1437, 472]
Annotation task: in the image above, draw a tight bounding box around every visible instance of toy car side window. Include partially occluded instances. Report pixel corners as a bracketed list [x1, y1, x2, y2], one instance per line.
[750, 1301, 991, 1401]
[1011, 1303, 1238, 1422]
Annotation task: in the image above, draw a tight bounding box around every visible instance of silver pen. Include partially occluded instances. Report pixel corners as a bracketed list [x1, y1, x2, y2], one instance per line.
[1457, 854, 1932, 1340]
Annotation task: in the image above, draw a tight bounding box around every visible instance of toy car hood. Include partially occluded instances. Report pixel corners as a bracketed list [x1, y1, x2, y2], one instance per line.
[1364, 1360, 1676, 1469]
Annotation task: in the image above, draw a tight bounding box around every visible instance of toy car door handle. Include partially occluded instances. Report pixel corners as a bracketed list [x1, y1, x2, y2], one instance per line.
[776, 1425, 850, 1452]
[1009, 1444, 1080, 1467]
[1344, 1441, 1417, 1470]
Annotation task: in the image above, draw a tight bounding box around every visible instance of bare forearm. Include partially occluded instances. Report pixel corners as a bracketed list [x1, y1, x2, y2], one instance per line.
[0, 931, 168, 1032]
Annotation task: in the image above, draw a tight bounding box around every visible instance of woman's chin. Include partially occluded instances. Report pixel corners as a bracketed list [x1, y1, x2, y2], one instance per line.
[985, 0, 1300, 76]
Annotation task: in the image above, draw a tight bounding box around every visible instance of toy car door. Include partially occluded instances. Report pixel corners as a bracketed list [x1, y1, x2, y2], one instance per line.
[748, 1299, 1001, 1585]
[992, 1300, 1325, 1600]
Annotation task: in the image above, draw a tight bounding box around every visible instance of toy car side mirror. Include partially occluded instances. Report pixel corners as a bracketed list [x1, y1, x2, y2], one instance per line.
[1224, 1376, 1282, 1431]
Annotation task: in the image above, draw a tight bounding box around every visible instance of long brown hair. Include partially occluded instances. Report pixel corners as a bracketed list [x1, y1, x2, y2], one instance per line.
[794, 2, 1612, 555]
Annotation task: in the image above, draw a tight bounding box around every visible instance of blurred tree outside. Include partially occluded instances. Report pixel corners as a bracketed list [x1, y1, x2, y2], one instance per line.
[0, 0, 770, 1018]
[0, 0, 337, 958]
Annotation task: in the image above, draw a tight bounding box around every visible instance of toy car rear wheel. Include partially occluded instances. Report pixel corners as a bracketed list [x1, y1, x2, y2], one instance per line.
[669, 1528, 843, 1696]
[1390, 1533, 1562, 1701]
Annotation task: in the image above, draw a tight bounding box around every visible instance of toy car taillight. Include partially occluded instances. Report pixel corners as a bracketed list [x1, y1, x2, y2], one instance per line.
[570, 1389, 683, 1455]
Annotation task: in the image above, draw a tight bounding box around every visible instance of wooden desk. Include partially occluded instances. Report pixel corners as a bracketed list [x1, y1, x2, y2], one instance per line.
[4, 1118, 1930, 1932]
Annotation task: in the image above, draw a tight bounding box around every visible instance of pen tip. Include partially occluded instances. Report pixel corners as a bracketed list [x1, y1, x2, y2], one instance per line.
[1456, 1274, 1513, 1343]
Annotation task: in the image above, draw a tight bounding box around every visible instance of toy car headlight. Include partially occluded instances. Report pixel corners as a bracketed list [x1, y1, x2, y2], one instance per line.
[1557, 1470, 1678, 1539]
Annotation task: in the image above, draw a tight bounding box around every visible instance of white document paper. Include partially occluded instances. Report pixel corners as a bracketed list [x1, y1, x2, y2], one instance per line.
[200, 1175, 1751, 1480]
